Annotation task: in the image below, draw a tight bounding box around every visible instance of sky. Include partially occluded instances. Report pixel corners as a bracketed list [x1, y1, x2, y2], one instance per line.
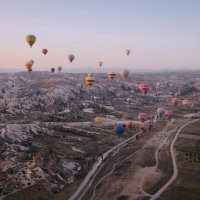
[0, 0, 200, 73]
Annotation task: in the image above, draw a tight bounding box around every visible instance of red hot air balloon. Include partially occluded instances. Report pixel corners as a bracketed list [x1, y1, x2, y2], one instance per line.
[165, 110, 173, 120]
[42, 48, 48, 55]
[140, 122, 149, 132]
[146, 120, 154, 130]
[171, 98, 178, 106]
[127, 121, 134, 130]
[138, 113, 147, 122]
[139, 84, 149, 95]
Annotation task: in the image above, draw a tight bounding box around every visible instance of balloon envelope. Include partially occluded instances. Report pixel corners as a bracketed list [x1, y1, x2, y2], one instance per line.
[114, 124, 125, 135]
[125, 49, 131, 55]
[98, 61, 103, 67]
[85, 74, 95, 86]
[26, 35, 36, 47]
[57, 66, 62, 72]
[25, 61, 32, 69]
[157, 108, 165, 118]
[34, 89, 41, 96]
[139, 122, 148, 132]
[51, 67, 55, 73]
[107, 71, 116, 80]
[68, 54, 75, 62]
[94, 117, 103, 124]
[165, 110, 173, 120]
[139, 84, 149, 95]
[146, 120, 154, 130]
[120, 69, 129, 80]
[138, 113, 147, 122]
[171, 98, 178, 106]
[42, 48, 48, 55]
[127, 122, 134, 130]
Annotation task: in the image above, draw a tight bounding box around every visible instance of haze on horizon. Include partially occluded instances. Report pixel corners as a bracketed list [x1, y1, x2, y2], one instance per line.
[0, 0, 200, 73]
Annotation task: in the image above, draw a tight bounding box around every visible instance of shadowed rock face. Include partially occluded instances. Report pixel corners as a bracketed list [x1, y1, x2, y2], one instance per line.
[0, 124, 83, 198]
[0, 138, 6, 158]
[33, 147, 62, 173]
[180, 86, 199, 96]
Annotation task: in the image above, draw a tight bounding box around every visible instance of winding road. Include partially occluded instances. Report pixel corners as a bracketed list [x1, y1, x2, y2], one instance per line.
[90, 147, 147, 200]
[149, 119, 199, 200]
[90, 128, 176, 200]
[68, 118, 199, 200]
[68, 132, 142, 200]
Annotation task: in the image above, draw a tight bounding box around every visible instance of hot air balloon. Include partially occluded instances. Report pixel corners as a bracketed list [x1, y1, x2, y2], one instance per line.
[26, 35, 36, 47]
[165, 110, 173, 120]
[85, 74, 95, 86]
[139, 84, 149, 95]
[125, 49, 131, 56]
[146, 120, 154, 130]
[107, 71, 116, 80]
[42, 48, 48, 55]
[34, 89, 41, 97]
[138, 113, 147, 122]
[140, 122, 148, 132]
[68, 54, 75, 62]
[94, 117, 103, 124]
[171, 98, 178, 106]
[25, 61, 32, 69]
[57, 66, 62, 72]
[98, 61, 103, 67]
[182, 99, 189, 108]
[127, 121, 134, 130]
[51, 67, 55, 73]
[157, 108, 165, 118]
[114, 124, 125, 135]
[25, 62, 32, 73]
[120, 69, 129, 80]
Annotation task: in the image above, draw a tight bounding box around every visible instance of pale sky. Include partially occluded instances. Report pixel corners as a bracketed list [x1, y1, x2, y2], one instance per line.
[0, 0, 200, 72]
